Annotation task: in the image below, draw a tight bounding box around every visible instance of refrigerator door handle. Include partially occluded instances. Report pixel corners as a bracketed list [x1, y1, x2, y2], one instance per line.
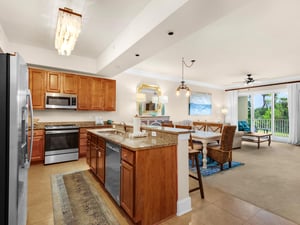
[25, 90, 34, 168]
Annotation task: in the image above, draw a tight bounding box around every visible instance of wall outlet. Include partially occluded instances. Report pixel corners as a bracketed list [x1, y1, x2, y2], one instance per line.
[151, 131, 157, 137]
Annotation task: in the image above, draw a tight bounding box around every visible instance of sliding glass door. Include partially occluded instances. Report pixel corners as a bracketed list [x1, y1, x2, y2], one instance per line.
[239, 90, 289, 142]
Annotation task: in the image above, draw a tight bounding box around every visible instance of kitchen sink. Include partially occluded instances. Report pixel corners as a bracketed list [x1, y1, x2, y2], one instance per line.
[97, 129, 126, 137]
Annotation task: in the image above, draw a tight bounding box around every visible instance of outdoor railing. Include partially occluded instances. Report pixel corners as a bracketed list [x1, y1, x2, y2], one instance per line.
[249, 119, 289, 137]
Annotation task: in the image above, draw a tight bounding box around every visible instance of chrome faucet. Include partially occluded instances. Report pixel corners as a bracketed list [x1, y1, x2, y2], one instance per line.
[120, 121, 127, 133]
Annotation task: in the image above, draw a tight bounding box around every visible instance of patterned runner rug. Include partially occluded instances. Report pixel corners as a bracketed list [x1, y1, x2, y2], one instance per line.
[51, 170, 119, 225]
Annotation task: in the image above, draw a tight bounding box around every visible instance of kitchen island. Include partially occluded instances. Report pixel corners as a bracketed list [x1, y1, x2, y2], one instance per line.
[87, 126, 191, 225]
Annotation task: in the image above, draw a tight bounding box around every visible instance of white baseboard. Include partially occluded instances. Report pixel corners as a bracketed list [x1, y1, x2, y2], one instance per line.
[176, 197, 192, 216]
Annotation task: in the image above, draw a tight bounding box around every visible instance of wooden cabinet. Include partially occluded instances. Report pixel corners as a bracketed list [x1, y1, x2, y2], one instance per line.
[28, 129, 44, 163]
[29, 68, 46, 109]
[29, 67, 116, 111]
[80, 126, 112, 158]
[46, 71, 61, 93]
[88, 133, 106, 183]
[96, 137, 105, 183]
[79, 128, 88, 157]
[121, 149, 134, 218]
[90, 134, 97, 174]
[46, 72, 78, 94]
[62, 73, 78, 94]
[120, 145, 177, 225]
[91, 78, 105, 110]
[86, 132, 91, 166]
[77, 76, 92, 110]
[103, 79, 116, 111]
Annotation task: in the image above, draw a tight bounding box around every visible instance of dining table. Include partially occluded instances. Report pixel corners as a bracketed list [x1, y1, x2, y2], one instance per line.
[191, 130, 222, 169]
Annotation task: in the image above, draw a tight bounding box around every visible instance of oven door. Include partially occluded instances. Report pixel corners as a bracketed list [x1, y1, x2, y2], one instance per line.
[44, 129, 79, 164]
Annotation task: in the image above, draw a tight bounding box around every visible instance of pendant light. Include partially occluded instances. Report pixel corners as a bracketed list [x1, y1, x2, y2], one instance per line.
[176, 57, 195, 97]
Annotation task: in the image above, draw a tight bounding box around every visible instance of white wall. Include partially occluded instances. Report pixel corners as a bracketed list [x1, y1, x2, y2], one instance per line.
[0, 24, 10, 53]
[34, 72, 226, 123]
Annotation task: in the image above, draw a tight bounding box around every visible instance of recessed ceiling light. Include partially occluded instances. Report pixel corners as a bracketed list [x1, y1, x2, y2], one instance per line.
[168, 31, 174, 36]
[135, 54, 140, 57]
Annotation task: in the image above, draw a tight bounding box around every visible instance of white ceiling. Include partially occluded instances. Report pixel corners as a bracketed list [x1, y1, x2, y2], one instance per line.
[1, 0, 300, 89]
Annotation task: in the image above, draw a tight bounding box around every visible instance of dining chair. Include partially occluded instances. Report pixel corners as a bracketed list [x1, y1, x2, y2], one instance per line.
[174, 124, 192, 130]
[188, 133, 204, 198]
[192, 121, 206, 131]
[206, 122, 223, 133]
[161, 121, 174, 127]
[207, 125, 236, 170]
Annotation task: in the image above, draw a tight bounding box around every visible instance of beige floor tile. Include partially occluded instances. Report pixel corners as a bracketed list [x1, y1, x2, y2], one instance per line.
[200, 185, 227, 203]
[189, 204, 244, 225]
[213, 195, 260, 221]
[27, 157, 296, 225]
[245, 209, 298, 225]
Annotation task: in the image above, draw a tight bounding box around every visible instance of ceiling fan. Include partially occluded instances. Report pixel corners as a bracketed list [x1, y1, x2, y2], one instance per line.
[245, 73, 255, 85]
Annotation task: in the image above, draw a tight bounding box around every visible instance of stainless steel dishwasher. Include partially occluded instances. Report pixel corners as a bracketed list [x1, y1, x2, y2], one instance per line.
[105, 141, 121, 205]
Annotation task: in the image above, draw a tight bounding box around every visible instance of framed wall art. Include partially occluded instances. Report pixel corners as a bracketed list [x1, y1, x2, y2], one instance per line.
[189, 92, 212, 115]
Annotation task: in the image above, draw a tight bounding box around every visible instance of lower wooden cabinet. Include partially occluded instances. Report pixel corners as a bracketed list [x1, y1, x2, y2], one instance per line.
[96, 137, 105, 183]
[79, 128, 88, 157]
[120, 145, 177, 225]
[28, 129, 44, 163]
[121, 160, 134, 218]
[86, 132, 91, 166]
[90, 134, 97, 174]
[89, 133, 105, 183]
[80, 126, 111, 158]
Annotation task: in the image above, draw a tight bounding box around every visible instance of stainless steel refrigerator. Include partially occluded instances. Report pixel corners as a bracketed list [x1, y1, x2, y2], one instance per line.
[0, 53, 33, 225]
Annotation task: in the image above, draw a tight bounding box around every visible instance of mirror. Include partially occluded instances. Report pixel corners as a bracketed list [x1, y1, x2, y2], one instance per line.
[136, 83, 161, 116]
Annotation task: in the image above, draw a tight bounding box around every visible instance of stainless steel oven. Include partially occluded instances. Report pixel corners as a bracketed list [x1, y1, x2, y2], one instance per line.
[44, 124, 79, 165]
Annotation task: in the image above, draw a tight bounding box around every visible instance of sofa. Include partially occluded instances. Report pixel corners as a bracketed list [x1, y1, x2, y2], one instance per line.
[232, 131, 244, 149]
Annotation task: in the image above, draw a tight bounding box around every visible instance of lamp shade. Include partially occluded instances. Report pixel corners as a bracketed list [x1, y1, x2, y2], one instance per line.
[159, 95, 168, 104]
[136, 93, 146, 102]
[55, 8, 82, 56]
[221, 108, 228, 115]
[152, 95, 159, 104]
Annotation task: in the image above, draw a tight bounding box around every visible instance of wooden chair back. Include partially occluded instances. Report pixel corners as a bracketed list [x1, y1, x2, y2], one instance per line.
[192, 122, 206, 131]
[206, 122, 223, 133]
[161, 121, 174, 127]
[175, 124, 193, 130]
[220, 125, 236, 151]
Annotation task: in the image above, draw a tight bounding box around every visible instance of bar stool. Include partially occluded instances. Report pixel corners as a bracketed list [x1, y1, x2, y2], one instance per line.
[188, 135, 204, 199]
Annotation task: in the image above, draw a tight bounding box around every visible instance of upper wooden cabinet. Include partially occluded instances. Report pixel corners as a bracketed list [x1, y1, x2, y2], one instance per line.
[62, 73, 78, 94]
[46, 72, 78, 94]
[103, 79, 116, 111]
[77, 76, 92, 110]
[78, 76, 116, 111]
[91, 78, 105, 110]
[29, 67, 116, 111]
[29, 68, 46, 109]
[46, 71, 61, 93]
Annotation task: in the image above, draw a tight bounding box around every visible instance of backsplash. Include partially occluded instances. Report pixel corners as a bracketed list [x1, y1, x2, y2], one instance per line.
[33, 110, 116, 122]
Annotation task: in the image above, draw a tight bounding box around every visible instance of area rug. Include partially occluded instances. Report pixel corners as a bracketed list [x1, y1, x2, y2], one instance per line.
[189, 155, 244, 177]
[51, 170, 119, 225]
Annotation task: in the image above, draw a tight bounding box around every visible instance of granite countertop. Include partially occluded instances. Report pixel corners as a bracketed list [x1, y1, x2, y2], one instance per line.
[87, 128, 177, 151]
[31, 121, 112, 129]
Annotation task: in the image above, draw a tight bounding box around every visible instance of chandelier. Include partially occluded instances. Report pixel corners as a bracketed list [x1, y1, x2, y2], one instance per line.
[55, 8, 82, 56]
[176, 57, 195, 97]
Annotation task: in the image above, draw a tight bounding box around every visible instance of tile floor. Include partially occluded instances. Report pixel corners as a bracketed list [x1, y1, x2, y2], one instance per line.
[27, 158, 297, 225]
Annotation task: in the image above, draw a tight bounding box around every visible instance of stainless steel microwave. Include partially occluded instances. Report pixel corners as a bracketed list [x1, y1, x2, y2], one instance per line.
[45, 93, 77, 109]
